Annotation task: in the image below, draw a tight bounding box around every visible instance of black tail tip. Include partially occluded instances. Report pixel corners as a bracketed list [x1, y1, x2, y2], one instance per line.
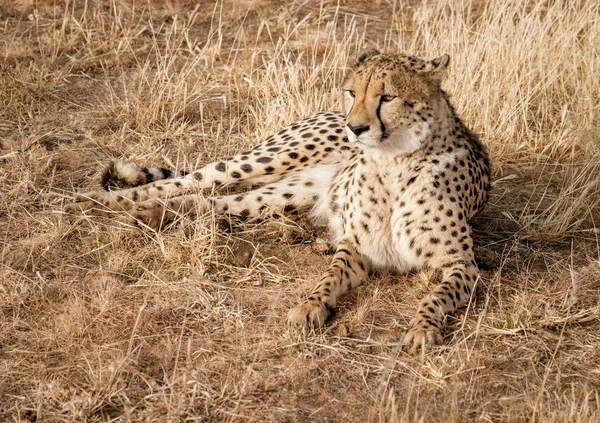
[100, 161, 118, 191]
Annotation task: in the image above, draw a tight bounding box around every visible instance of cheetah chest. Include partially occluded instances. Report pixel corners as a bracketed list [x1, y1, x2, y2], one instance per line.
[335, 153, 427, 271]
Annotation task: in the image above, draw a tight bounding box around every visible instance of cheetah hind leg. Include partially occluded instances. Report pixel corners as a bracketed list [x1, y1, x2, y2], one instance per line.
[65, 141, 323, 214]
[65, 155, 287, 214]
[287, 239, 369, 329]
[129, 167, 334, 230]
[127, 194, 201, 231]
[403, 260, 479, 355]
[67, 112, 349, 214]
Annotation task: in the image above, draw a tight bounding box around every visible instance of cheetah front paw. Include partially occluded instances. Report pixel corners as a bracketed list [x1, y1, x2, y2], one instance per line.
[402, 318, 444, 355]
[287, 299, 335, 329]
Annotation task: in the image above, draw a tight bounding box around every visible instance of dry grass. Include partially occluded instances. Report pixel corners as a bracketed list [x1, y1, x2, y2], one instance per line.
[1, 0, 600, 421]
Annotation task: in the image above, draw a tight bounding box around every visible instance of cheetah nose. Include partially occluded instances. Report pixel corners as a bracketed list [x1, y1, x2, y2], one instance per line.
[347, 123, 370, 136]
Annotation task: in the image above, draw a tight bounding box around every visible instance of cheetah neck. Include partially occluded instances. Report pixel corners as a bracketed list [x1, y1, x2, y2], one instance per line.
[379, 122, 431, 155]
[366, 97, 453, 158]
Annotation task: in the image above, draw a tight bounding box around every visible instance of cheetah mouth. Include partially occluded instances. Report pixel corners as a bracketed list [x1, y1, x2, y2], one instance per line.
[354, 135, 386, 148]
[355, 139, 381, 148]
[346, 131, 381, 148]
[345, 124, 386, 149]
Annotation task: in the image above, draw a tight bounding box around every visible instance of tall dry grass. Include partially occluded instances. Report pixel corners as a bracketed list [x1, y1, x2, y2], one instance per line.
[1, 0, 599, 421]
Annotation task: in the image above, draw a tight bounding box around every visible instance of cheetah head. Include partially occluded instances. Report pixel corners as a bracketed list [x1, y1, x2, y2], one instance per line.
[343, 49, 450, 154]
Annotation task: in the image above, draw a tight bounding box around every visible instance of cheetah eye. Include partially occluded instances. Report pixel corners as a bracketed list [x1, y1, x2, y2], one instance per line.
[346, 90, 355, 98]
[381, 95, 396, 102]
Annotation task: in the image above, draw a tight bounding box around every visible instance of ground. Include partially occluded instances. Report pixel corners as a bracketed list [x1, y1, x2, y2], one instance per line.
[1, 0, 600, 421]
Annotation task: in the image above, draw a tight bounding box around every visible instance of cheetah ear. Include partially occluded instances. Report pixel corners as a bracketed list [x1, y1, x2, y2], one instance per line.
[356, 48, 381, 64]
[428, 54, 450, 80]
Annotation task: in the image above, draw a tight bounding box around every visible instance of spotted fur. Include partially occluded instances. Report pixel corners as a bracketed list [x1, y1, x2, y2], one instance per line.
[66, 50, 491, 354]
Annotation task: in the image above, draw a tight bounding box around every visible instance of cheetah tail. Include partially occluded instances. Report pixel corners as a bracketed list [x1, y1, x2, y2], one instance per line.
[101, 160, 188, 190]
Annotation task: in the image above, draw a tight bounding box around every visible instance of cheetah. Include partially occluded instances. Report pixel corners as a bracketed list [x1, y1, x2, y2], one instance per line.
[66, 49, 491, 354]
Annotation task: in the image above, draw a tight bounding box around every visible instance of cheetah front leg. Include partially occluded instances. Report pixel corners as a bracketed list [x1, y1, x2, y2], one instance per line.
[403, 259, 479, 354]
[287, 239, 369, 328]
